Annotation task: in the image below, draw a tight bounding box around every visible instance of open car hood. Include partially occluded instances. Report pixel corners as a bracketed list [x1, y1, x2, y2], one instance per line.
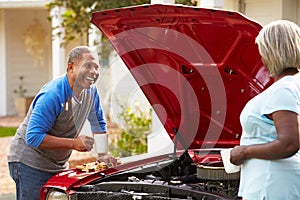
[91, 4, 273, 150]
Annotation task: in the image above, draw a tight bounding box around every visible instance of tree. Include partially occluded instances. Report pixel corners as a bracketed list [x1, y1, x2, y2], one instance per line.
[46, 0, 197, 46]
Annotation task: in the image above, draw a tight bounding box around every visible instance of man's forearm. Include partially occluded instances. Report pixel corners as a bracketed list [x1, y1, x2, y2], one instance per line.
[38, 134, 74, 150]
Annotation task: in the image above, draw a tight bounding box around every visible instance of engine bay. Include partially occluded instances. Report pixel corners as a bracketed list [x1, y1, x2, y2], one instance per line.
[72, 151, 240, 200]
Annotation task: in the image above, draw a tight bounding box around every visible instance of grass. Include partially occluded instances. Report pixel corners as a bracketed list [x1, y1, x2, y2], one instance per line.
[0, 127, 17, 137]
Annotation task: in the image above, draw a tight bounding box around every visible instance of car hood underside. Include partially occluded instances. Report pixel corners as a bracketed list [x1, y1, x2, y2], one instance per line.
[91, 4, 273, 149]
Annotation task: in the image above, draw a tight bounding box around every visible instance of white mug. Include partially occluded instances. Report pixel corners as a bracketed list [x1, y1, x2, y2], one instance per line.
[94, 134, 108, 154]
[220, 148, 241, 173]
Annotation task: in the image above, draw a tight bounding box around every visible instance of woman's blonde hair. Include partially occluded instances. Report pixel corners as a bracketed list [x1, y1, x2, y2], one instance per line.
[255, 20, 300, 77]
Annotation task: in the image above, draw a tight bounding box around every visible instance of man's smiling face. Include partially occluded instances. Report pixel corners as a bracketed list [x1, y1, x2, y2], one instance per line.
[74, 52, 100, 90]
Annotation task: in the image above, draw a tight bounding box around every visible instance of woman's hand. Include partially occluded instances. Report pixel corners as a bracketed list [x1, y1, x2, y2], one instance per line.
[230, 146, 248, 165]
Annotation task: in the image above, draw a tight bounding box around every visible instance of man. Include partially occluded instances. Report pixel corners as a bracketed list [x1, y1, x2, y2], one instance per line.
[7, 46, 108, 200]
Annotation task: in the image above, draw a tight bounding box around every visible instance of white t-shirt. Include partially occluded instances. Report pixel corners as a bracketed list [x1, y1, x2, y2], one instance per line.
[238, 73, 300, 200]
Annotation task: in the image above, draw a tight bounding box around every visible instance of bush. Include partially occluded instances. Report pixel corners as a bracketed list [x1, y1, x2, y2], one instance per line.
[110, 104, 152, 157]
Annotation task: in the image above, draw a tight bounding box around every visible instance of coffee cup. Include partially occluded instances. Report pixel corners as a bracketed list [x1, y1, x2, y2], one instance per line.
[94, 134, 108, 154]
[220, 148, 241, 173]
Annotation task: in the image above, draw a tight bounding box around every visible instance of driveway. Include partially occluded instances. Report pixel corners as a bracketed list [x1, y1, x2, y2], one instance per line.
[0, 193, 15, 200]
[0, 137, 16, 197]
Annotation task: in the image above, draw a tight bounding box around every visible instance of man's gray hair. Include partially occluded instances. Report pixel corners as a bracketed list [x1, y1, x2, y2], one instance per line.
[255, 20, 300, 77]
[67, 46, 91, 65]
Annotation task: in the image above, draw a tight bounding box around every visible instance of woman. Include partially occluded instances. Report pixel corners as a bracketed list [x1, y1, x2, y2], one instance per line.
[230, 20, 300, 200]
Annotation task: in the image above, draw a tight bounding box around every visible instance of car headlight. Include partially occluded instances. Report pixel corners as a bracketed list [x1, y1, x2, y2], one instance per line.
[46, 188, 68, 200]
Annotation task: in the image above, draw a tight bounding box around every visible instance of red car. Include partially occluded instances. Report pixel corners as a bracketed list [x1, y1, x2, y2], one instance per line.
[41, 4, 273, 200]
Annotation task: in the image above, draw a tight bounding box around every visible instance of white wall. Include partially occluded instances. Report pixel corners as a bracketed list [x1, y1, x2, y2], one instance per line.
[5, 8, 52, 115]
[243, 0, 280, 25]
[223, 0, 300, 26]
[223, 0, 239, 11]
[282, 0, 298, 22]
[229, 0, 299, 26]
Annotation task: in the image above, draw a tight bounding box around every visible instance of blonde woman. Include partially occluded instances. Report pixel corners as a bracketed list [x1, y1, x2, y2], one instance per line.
[230, 20, 300, 200]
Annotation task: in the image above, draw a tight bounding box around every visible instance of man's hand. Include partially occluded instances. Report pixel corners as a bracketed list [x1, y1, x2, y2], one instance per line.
[73, 135, 95, 152]
[97, 153, 119, 167]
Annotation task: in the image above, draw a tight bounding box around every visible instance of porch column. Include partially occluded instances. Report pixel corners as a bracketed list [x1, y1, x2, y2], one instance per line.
[50, 6, 66, 79]
[0, 10, 7, 116]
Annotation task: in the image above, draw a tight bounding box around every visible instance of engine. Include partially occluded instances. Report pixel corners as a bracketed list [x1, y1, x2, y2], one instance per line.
[71, 151, 240, 200]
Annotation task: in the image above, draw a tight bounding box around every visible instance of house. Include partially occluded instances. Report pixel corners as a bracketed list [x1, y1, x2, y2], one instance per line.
[0, 0, 299, 117]
[0, 0, 50, 116]
[0, 1, 299, 154]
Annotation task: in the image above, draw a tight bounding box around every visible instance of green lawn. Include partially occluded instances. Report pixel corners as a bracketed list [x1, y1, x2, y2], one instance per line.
[0, 127, 17, 137]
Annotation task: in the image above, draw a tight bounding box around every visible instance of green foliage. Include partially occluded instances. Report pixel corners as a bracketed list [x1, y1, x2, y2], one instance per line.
[110, 105, 152, 157]
[46, 0, 197, 47]
[46, 0, 149, 46]
[0, 127, 17, 137]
